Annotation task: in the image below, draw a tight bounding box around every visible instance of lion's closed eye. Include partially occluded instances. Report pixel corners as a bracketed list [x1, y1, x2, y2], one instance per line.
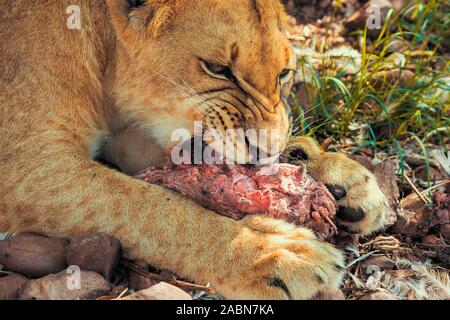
[200, 60, 236, 82]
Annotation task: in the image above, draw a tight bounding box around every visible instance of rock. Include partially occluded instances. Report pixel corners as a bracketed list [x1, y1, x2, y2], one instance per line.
[439, 224, 450, 240]
[404, 155, 428, 169]
[392, 193, 433, 238]
[293, 84, 315, 108]
[0, 273, 28, 300]
[386, 39, 408, 53]
[385, 52, 406, 69]
[358, 291, 400, 300]
[0, 233, 67, 277]
[395, 192, 450, 239]
[129, 260, 159, 291]
[345, 0, 394, 36]
[118, 282, 192, 300]
[66, 233, 121, 281]
[373, 69, 416, 87]
[437, 247, 450, 268]
[421, 234, 441, 245]
[18, 270, 110, 300]
[391, 0, 411, 11]
[414, 166, 448, 183]
[432, 192, 449, 226]
[360, 255, 396, 274]
[313, 290, 346, 300]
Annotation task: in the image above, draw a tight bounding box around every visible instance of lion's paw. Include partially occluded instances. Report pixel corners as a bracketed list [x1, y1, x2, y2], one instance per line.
[326, 168, 389, 235]
[216, 216, 345, 300]
[285, 137, 389, 236]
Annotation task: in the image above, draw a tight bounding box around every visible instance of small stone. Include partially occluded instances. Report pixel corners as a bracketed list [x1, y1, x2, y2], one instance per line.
[18, 270, 110, 300]
[129, 260, 159, 291]
[118, 282, 192, 300]
[66, 233, 121, 281]
[319, 0, 331, 8]
[439, 224, 450, 240]
[361, 255, 396, 274]
[0, 273, 28, 300]
[422, 234, 441, 245]
[387, 39, 408, 53]
[432, 192, 449, 226]
[414, 166, 448, 184]
[345, 0, 394, 37]
[358, 291, 400, 300]
[391, 0, 409, 11]
[372, 69, 416, 88]
[437, 247, 450, 268]
[0, 233, 67, 277]
[392, 193, 433, 238]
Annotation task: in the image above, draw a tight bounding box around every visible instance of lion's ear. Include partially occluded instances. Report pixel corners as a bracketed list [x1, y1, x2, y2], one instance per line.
[106, 0, 177, 43]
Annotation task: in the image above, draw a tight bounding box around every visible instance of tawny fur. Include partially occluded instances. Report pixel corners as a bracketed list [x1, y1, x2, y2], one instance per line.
[0, 0, 387, 299]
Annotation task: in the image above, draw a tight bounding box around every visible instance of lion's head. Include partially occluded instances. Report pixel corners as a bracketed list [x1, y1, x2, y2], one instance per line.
[106, 0, 296, 165]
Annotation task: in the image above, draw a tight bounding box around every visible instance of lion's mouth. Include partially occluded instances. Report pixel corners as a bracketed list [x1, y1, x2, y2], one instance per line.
[175, 137, 281, 166]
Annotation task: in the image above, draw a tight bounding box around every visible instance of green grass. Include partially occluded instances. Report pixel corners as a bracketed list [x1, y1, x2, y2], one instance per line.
[290, 0, 450, 159]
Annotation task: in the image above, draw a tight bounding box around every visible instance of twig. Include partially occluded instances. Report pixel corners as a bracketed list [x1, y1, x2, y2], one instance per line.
[346, 250, 380, 268]
[421, 179, 450, 194]
[117, 288, 129, 299]
[403, 172, 431, 204]
[120, 260, 216, 295]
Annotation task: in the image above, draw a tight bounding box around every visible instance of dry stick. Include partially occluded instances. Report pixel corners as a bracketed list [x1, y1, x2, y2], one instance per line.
[97, 288, 131, 300]
[402, 172, 431, 204]
[117, 288, 129, 299]
[421, 179, 450, 194]
[120, 260, 217, 295]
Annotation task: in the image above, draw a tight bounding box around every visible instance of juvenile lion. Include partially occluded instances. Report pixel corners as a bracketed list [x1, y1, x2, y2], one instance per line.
[0, 0, 388, 299]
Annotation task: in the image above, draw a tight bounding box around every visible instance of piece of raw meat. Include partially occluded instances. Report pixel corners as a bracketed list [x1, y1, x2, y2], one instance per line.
[136, 164, 338, 240]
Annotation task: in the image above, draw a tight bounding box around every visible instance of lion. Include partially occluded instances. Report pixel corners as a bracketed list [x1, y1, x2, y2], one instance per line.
[0, 0, 389, 299]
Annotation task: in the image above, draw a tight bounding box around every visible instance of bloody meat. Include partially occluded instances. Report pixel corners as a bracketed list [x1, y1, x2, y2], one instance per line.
[136, 163, 338, 240]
